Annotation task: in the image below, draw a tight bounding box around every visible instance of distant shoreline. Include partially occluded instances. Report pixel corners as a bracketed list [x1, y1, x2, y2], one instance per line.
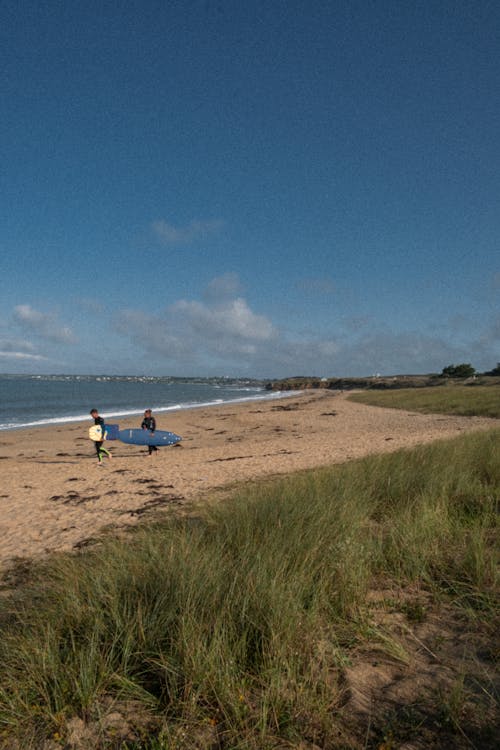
[266, 374, 500, 391]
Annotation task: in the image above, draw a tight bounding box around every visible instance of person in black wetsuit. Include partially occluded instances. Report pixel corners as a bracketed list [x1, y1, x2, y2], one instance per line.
[141, 409, 158, 456]
[89, 409, 112, 465]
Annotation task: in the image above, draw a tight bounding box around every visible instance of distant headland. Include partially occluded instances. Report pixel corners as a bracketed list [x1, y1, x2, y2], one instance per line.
[266, 373, 500, 391]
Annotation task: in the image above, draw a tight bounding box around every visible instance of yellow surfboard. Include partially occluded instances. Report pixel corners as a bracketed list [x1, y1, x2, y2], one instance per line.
[89, 425, 106, 441]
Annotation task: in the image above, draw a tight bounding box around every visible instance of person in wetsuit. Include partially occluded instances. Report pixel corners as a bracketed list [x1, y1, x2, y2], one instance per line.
[89, 409, 112, 464]
[141, 409, 158, 455]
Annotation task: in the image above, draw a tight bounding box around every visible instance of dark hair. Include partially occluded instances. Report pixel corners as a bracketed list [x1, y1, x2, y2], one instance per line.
[90, 409, 98, 415]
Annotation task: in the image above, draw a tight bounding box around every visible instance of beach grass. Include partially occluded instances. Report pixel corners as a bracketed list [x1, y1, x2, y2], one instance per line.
[348, 384, 500, 418]
[0, 396, 498, 747]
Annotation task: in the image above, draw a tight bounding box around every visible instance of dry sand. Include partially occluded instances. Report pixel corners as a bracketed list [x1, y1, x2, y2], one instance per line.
[0, 390, 497, 572]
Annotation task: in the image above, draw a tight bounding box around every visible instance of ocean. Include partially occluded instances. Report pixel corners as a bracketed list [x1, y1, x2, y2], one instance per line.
[0, 374, 289, 431]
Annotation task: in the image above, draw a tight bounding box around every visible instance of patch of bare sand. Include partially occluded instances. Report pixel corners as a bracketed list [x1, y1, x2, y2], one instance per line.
[0, 390, 497, 572]
[338, 584, 499, 748]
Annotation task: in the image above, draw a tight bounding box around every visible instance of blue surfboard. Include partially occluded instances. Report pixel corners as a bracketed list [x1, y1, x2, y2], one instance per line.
[117, 428, 182, 447]
[104, 424, 120, 440]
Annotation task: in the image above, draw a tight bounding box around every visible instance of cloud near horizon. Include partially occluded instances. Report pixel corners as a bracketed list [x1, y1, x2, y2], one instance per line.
[6, 277, 498, 377]
[0, 338, 36, 353]
[13, 305, 77, 344]
[114, 293, 279, 370]
[113, 275, 342, 375]
[111, 273, 499, 377]
[0, 351, 48, 361]
[0, 338, 48, 361]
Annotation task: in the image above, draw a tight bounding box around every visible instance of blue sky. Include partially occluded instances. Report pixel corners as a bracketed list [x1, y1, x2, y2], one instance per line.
[1, 0, 499, 378]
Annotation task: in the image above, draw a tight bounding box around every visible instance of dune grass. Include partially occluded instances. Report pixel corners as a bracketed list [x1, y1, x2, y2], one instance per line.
[0, 423, 498, 748]
[348, 384, 500, 418]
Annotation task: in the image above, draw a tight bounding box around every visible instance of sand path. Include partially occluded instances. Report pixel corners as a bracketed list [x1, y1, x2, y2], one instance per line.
[0, 390, 497, 571]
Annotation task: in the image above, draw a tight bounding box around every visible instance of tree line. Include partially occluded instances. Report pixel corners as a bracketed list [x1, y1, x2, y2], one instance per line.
[441, 363, 500, 378]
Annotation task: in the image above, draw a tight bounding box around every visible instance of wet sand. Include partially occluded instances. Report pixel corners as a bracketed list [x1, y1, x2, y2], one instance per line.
[0, 390, 497, 572]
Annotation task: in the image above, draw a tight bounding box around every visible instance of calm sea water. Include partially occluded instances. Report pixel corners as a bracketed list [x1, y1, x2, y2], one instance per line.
[0, 375, 290, 431]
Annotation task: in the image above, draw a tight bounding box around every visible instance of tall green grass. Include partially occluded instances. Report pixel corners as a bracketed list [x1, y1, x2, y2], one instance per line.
[348, 384, 500, 418]
[0, 429, 498, 748]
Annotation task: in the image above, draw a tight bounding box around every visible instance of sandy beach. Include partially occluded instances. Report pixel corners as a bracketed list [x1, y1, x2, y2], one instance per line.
[0, 390, 497, 573]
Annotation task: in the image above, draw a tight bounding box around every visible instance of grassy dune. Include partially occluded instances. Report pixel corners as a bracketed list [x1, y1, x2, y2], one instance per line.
[348, 384, 500, 418]
[0, 395, 498, 748]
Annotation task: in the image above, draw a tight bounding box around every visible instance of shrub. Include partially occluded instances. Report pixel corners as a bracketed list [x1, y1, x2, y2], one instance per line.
[442, 363, 476, 378]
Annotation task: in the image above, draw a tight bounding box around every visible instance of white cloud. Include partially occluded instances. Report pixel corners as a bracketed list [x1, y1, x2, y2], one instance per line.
[0, 337, 48, 362]
[0, 351, 47, 361]
[172, 298, 276, 342]
[203, 272, 242, 303]
[152, 218, 224, 245]
[113, 275, 282, 371]
[111, 274, 346, 376]
[0, 338, 36, 353]
[13, 305, 77, 344]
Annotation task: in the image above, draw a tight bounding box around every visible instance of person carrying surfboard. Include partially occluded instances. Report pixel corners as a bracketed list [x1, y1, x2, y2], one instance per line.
[141, 409, 158, 455]
[89, 409, 112, 465]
